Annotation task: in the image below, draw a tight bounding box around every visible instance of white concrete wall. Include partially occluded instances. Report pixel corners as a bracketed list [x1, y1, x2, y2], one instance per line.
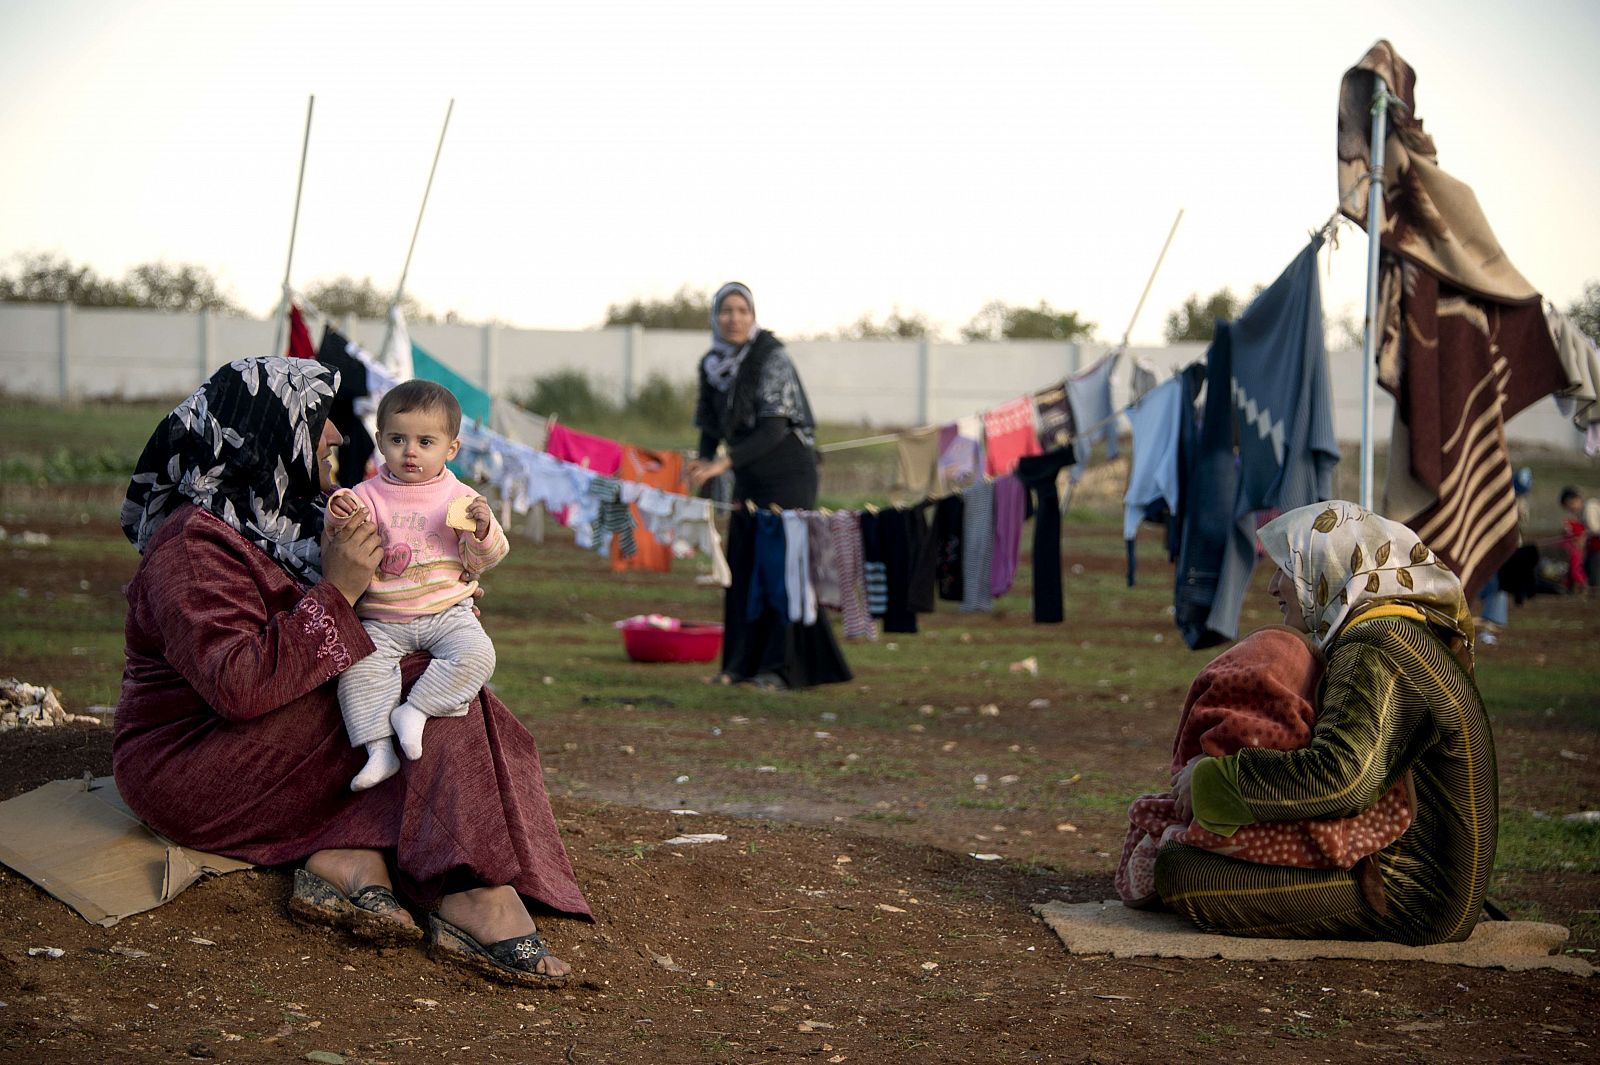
[0, 301, 1588, 451]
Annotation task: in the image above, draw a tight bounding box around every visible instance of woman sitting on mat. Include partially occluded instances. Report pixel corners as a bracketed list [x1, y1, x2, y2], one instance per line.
[113, 356, 588, 985]
[1158, 500, 1497, 946]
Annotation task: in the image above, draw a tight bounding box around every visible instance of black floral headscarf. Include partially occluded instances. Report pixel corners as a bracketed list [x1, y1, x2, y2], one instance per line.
[121, 356, 340, 583]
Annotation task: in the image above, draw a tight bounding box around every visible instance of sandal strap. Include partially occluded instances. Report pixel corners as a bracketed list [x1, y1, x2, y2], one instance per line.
[483, 930, 553, 970]
[349, 884, 407, 916]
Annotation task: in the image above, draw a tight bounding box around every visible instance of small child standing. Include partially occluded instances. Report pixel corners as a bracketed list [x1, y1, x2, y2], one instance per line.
[1559, 487, 1592, 594]
[327, 379, 509, 791]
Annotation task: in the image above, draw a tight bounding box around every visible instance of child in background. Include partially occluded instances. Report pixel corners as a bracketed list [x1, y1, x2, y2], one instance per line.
[1559, 487, 1591, 594]
[326, 379, 509, 791]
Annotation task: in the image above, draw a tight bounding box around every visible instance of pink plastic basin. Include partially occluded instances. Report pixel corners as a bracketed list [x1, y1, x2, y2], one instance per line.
[619, 619, 724, 663]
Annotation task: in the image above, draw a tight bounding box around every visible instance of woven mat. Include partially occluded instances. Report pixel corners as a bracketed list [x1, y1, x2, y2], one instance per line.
[1034, 899, 1592, 976]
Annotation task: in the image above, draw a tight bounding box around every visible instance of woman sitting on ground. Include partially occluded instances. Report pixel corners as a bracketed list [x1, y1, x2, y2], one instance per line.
[1158, 500, 1497, 946]
[113, 356, 588, 985]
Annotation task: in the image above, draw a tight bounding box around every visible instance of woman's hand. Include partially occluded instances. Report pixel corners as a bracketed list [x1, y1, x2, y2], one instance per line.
[321, 516, 383, 606]
[686, 455, 731, 490]
[1171, 755, 1205, 823]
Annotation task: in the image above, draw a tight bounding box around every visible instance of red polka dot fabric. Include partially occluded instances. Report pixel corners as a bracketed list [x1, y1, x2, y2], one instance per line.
[1116, 627, 1414, 906]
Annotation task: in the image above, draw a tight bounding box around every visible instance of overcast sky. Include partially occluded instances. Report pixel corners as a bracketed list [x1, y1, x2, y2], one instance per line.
[2, 0, 1596, 344]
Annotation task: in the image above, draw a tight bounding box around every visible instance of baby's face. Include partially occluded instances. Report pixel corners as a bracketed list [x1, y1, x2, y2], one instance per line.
[378, 408, 460, 484]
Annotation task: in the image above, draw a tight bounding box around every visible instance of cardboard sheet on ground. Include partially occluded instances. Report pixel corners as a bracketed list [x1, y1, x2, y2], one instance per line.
[0, 777, 252, 927]
[1034, 899, 1593, 977]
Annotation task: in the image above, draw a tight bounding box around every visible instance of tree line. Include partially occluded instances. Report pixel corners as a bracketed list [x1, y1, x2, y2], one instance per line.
[5, 253, 1598, 347]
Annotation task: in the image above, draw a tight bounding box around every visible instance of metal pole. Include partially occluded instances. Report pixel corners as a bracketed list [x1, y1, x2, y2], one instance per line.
[1120, 207, 1184, 349]
[273, 95, 315, 358]
[1359, 78, 1389, 511]
[384, 98, 455, 357]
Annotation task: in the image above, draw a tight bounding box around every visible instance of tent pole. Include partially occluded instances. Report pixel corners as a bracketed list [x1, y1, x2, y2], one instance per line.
[1359, 78, 1389, 511]
[273, 95, 315, 358]
[382, 98, 455, 359]
[1120, 207, 1184, 350]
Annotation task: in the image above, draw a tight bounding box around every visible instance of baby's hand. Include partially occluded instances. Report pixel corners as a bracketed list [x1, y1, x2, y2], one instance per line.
[327, 489, 366, 526]
[468, 495, 492, 541]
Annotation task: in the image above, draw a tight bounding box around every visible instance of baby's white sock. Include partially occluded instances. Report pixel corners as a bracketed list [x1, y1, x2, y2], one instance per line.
[391, 702, 429, 761]
[351, 739, 400, 791]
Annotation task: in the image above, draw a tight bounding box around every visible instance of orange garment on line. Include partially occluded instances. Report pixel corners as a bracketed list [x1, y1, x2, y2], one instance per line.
[611, 446, 686, 573]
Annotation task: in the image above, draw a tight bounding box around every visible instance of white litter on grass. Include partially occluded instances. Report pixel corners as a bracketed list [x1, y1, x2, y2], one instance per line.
[670, 809, 700, 816]
[663, 833, 727, 846]
[969, 853, 1002, 861]
[26, 947, 63, 958]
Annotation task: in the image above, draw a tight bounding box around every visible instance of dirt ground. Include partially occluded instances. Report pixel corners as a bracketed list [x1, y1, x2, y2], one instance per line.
[1, 497, 1597, 1062]
[0, 719, 1594, 1065]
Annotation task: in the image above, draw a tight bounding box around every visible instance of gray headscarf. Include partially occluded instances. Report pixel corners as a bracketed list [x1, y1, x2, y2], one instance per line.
[703, 281, 760, 393]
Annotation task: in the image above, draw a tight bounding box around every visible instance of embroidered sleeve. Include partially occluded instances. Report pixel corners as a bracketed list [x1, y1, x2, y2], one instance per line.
[144, 522, 375, 722]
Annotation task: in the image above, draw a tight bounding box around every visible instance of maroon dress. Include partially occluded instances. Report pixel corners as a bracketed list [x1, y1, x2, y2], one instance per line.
[112, 505, 589, 917]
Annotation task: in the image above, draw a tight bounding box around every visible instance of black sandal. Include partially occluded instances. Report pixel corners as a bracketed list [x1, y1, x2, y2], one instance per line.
[427, 913, 569, 987]
[288, 867, 424, 945]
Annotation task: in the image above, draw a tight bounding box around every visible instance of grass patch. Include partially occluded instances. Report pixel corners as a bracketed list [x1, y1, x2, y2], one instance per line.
[1495, 811, 1600, 873]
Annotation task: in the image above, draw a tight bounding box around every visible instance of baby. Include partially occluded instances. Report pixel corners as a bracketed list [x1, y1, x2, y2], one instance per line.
[326, 379, 508, 791]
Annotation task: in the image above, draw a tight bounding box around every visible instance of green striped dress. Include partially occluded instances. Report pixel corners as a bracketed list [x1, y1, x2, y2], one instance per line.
[1154, 614, 1497, 945]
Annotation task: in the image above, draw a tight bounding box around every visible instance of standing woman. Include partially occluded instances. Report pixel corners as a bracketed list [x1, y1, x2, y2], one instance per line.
[687, 282, 850, 689]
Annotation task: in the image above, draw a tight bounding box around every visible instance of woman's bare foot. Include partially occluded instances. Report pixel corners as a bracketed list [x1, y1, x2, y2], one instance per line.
[304, 848, 417, 932]
[436, 885, 570, 977]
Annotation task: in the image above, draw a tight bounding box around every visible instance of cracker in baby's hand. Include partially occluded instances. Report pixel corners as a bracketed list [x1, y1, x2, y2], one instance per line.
[446, 496, 477, 531]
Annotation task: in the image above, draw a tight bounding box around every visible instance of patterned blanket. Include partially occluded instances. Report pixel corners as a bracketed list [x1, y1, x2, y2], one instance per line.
[1336, 40, 1566, 596]
[1116, 627, 1413, 906]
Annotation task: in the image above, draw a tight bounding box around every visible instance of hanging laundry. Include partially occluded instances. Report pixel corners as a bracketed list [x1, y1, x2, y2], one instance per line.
[1015, 445, 1076, 623]
[1033, 381, 1077, 451]
[1067, 353, 1119, 482]
[979, 393, 1043, 476]
[960, 480, 995, 614]
[982, 396, 1042, 477]
[905, 502, 939, 614]
[1175, 325, 1239, 649]
[1169, 362, 1206, 565]
[612, 446, 685, 573]
[1545, 303, 1600, 429]
[806, 512, 840, 610]
[828, 510, 877, 640]
[937, 417, 984, 490]
[781, 512, 818, 625]
[546, 423, 623, 475]
[1122, 375, 1184, 586]
[1175, 237, 1339, 647]
[892, 425, 943, 505]
[931, 495, 965, 602]
[585, 476, 637, 559]
[1129, 357, 1160, 405]
[489, 401, 550, 452]
[315, 326, 376, 488]
[990, 475, 1025, 597]
[286, 304, 316, 360]
[746, 510, 790, 622]
[877, 508, 920, 634]
[1340, 41, 1567, 596]
[859, 511, 889, 618]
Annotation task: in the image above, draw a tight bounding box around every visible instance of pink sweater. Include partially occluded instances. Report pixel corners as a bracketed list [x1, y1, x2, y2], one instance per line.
[336, 468, 508, 623]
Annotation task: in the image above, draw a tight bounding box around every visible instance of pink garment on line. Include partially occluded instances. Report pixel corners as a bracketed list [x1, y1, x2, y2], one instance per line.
[982, 396, 1041, 477]
[546, 423, 622, 475]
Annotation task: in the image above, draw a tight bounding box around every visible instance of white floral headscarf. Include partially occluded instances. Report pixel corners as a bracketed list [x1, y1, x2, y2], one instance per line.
[121, 356, 339, 583]
[1258, 500, 1472, 651]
